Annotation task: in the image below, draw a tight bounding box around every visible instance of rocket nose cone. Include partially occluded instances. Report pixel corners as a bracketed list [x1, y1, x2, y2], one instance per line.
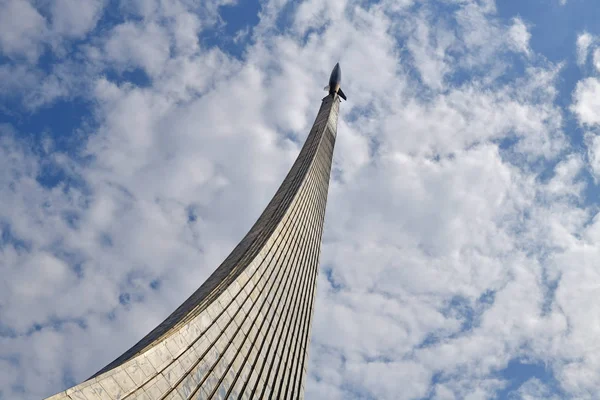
[332, 63, 340, 77]
[328, 63, 342, 88]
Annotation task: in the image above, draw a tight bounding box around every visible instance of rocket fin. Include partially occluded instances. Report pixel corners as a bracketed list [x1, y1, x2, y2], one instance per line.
[337, 88, 347, 101]
[324, 85, 330, 91]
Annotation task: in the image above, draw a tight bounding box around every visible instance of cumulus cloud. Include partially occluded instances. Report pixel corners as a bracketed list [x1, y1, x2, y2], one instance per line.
[508, 17, 532, 56]
[576, 32, 594, 66]
[49, 0, 105, 39]
[571, 77, 600, 126]
[404, 12, 455, 90]
[103, 22, 171, 77]
[508, 378, 561, 399]
[0, 0, 109, 62]
[1, 0, 598, 399]
[585, 133, 600, 180]
[592, 48, 600, 73]
[0, 0, 48, 62]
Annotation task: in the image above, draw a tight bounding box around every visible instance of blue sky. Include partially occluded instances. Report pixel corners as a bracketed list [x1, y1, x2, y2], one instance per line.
[2, 0, 600, 399]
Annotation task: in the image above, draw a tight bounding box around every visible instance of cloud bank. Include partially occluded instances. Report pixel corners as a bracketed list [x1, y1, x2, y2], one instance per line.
[1, 0, 599, 399]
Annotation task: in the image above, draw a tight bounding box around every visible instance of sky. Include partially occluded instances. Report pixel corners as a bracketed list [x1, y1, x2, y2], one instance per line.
[2, 0, 600, 399]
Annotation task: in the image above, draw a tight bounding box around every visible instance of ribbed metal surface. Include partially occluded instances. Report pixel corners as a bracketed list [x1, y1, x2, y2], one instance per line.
[46, 94, 340, 400]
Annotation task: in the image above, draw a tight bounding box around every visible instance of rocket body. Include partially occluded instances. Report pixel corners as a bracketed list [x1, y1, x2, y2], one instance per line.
[325, 63, 347, 100]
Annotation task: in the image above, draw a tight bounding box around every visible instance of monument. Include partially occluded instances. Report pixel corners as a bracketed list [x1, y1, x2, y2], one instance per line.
[46, 63, 346, 400]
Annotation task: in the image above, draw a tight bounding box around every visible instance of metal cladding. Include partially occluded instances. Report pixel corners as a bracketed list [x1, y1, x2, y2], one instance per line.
[45, 92, 341, 400]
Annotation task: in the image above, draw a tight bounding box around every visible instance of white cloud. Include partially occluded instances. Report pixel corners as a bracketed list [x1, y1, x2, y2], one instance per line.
[103, 22, 171, 77]
[508, 17, 532, 56]
[576, 32, 594, 66]
[0, 64, 41, 98]
[592, 48, 600, 73]
[49, 0, 105, 38]
[571, 77, 600, 126]
[0, 0, 47, 61]
[293, 0, 347, 37]
[585, 132, 600, 181]
[405, 13, 455, 90]
[2, 0, 598, 399]
[508, 377, 560, 400]
[0, 0, 108, 62]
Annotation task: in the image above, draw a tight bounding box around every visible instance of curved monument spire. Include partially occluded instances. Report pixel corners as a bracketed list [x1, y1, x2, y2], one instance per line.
[46, 64, 344, 400]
